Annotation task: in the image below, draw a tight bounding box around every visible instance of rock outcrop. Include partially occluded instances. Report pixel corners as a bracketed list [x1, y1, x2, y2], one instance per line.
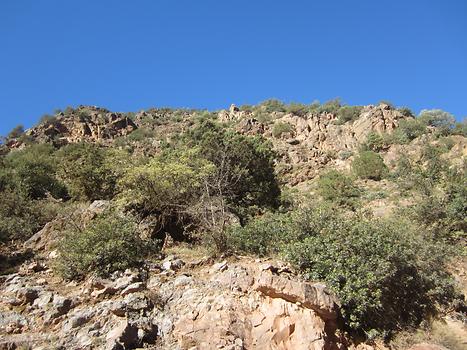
[23, 106, 137, 145]
[0, 256, 343, 350]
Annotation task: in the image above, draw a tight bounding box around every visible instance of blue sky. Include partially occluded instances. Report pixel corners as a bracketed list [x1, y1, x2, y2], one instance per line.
[0, 0, 466, 136]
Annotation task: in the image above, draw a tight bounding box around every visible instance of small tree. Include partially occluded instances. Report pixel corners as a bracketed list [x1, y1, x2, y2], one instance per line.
[352, 151, 388, 180]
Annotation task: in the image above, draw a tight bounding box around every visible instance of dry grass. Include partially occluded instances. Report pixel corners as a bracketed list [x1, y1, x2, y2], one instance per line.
[390, 319, 467, 350]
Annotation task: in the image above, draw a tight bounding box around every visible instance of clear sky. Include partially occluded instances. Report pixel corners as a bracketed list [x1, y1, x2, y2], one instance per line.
[1, 0, 466, 136]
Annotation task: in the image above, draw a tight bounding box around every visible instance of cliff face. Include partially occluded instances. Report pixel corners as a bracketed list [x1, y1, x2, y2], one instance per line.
[23, 106, 137, 145]
[230, 103, 407, 184]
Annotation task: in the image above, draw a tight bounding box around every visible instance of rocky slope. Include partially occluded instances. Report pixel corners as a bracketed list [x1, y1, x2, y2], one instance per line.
[1, 104, 465, 350]
[7, 103, 412, 186]
[1, 221, 344, 350]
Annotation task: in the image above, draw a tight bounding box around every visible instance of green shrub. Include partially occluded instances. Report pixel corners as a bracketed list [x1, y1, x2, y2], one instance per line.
[272, 122, 294, 138]
[410, 164, 466, 243]
[186, 120, 280, 213]
[0, 190, 61, 242]
[352, 151, 388, 180]
[229, 204, 458, 334]
[452, 120, 467, 136]
[3, 144, 67, 199]
[398, 107, 415, 118]
[7, 125, 24, 139]
[56, 143, 120, 201]
[57, 211, 157, 280]
[319, 98, 342, 114]
[336, 105, 363, 124]
[390, 118, 427, 144]
[364, 132, 385, 152]
[227, 212, 296, 256]
[39, 114, 58, 126]
[119, 148, 214, 218]
[284, 210, 457, 335]
[418, 109, 455, 136]
[338, 150, 354, 160]
[126, 127, 157, 142]
[258, 99, 286, 113]
[317, 170, 360, 208]
[286, 102, 309, 117]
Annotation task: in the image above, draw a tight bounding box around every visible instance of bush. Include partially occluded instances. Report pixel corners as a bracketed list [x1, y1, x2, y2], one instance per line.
[258, 99, 286, 113]
[6, 125, 24, 139]
[410, 164, 466, 243]
[336, 105, 363, 124]
[227, 212, 296, 256]
[39, 114, 58, 126]
[317, 170, 360, 208]
[229, 205, 457, 334]
[319, 98, 342, 114]
[186, 120, 280, 214]
[284, 210, 457, 335]
[57, 211, 157, 280]
[452, 120, 467, 137]
[286, 102, 309, 117]
[364, 132, 385, 152]
[272, 122, 294, 138]
[398, 107, 415, 118]
[119, 148, 214, 219]
[56, 143, 120, 201]
[0, 190, 61, 242]
[418, 109, 455, 136]
[352, 151, 388, 180]
[3, 144, 67, 199]
[391, 118, 427, 144]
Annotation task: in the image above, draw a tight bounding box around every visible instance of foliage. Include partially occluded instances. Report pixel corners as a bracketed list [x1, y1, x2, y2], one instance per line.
[258, 99, 286, 113]
[336, 105, 363, 124]
[2, 144, 67, 199]
[338, 150, 354, 160]
[39, 114, 58, 126]
[57, 210, 157, 280]
[227, 212, 296, 256]
[363, 132, 385, 152]
[452, 119, 467, 136]
[7, 125, 24, 139]
[119, 148, 214, 219]
[352, 151, 388, 180]
[272, 122, 294, 138]
[0, 190, 61, 242]
[418, 109, 455, 136]
[230, 204, 457, 334]
[56, 143, 121, 201]
[398, 107, 415, 118]
[186, 120, 280, 214]
[319, 98, 341, 114]
[410, 164, 466, 243]
[284, 208, 457, 335]
[317, 170, 360, 208]
[286, 102, 309, 117]
[126, 127, 157, 142]
[391, 118, 427, 144]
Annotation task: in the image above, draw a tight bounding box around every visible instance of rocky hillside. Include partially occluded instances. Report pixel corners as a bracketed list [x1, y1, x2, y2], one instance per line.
[1, 100, 466, 350]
